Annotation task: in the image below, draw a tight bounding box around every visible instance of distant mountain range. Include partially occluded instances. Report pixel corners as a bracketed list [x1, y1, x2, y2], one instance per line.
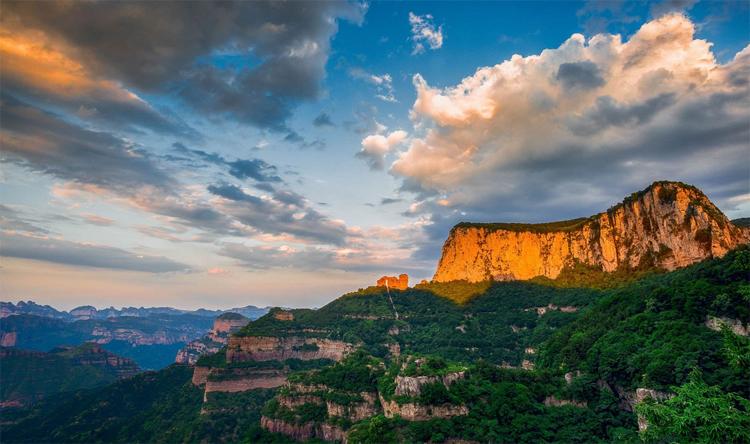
[0, 302, 269, 370]
[1, 301, 269, 321]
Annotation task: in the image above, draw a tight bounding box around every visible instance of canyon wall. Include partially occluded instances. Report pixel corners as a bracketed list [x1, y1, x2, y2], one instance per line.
[434, 182, 750, 282]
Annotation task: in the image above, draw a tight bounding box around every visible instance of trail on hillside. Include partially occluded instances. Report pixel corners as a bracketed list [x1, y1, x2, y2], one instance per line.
[385, 282, 399, 320]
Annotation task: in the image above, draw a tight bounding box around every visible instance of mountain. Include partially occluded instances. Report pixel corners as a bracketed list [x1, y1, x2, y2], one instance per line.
[0, 301, 71, 320]
[3, 248, 748, 443]
[2, 182, 748, 443]
[0, 343, 139, 407]
[175, 312, 250, 365]
[434, 181, 750, 283]
[1, 302, 269, 321]
[0, 305, 269, 370]
[0, 313, 213, 370]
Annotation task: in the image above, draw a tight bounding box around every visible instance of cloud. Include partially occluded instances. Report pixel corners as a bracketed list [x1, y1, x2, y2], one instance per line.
[1, 231, 190, 273]
[1, 94, 175, 194]
[220, 244, 336, 270]
[81, 214, 115, 227]
[219, 229, 432, 273]
[0, 31, 194, 137]
[2, 1, 366, 130]
[381, 197, 403, 205]
[357, 130, 408, 170]
[349, 68, 396, 102]
[0, 205, 49, 235]
[409, 12, 443, 55]
[556, 61, 605, 91]
[379, 14, 749, 260]
[313, 112, 335, 127]
[207, 183, 350, 245]
[172, 142, 282, 187]
[227, 159, 282, 183]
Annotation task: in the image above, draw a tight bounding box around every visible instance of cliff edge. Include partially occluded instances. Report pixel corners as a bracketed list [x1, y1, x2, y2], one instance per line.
[433, 181, 750, 283]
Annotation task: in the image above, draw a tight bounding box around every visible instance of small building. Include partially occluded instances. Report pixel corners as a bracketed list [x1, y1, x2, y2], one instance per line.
[377, 274, 409, 290]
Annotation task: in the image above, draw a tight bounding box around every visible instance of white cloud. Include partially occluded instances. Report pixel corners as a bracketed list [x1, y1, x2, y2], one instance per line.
[349, 68, 397, 102]
[409, 12, 443, 55]
[373, 14, 748, 245]
[357, 130, 408, 170]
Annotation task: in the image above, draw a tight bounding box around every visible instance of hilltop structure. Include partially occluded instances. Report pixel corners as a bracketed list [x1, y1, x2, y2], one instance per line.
[377, 274, 409, 290]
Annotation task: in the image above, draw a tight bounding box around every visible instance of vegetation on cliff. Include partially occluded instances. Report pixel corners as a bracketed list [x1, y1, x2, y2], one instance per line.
[1, 365, 284, 443]
[539, 246, 750, 393]
[0, 343, 138, 406]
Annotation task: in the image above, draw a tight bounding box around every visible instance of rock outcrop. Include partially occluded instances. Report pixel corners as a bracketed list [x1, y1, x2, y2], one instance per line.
[1, 331, 17, 347]
[379, 394, 469, 421]
[226, 336, 355, 363]
[394, 371, 465, 397]
[377, 274, 409, 290]
[260, 417, 317, 442]
[705, 315, 749, 336]
[204, 369, 287, 394]
[433, 181, 750, 282]
[543, 396, 587, 408]
[176, 313, 248, 364]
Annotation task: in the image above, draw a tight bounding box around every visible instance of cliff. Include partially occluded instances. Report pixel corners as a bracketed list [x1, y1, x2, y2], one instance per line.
[434, 181, 750, 283]
[226, 336, 355, 363]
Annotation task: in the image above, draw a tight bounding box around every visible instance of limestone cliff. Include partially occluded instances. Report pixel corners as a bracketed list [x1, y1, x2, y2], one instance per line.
[434, 181, 750, 283]
[226, 336, 355, 363]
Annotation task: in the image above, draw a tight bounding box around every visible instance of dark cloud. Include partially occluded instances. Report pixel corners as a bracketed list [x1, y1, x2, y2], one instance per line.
[2, 1, 365, 130]
[172, 143, 225, 165]
[313, 112, 335, 127]
[0, 94, 175, 193]
[556, 61, 605, 91]
[172, 142, 282, 187]
[1, 232, 190, 273]
[568, 93, 676, 135]
[207, 183, 349, 245]
[227, 159, 282, 183]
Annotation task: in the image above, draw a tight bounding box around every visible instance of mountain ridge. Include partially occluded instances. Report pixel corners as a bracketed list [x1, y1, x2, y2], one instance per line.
[434, 181, 750, 283]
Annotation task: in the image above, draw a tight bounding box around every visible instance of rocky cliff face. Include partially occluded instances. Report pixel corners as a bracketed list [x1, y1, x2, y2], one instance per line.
[226, 336, 355, 362]
[434, 182, 750, 283]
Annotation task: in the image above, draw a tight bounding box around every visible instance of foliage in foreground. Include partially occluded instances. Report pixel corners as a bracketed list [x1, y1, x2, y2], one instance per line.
[636, 371, 750, 444]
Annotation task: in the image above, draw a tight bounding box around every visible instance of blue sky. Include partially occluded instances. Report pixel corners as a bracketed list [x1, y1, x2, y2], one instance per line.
[1, 0, 748, 310]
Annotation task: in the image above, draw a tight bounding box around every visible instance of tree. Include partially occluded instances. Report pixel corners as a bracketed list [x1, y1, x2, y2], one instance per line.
[636, 370, 750, 444]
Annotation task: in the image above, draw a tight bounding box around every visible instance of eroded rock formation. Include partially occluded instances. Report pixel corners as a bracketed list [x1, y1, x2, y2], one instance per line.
[377, 274, 409, 290]
[434, 182, 750, 282]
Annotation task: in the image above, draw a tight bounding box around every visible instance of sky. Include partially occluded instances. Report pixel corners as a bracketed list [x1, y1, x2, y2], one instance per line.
[1, 0, 748, 311]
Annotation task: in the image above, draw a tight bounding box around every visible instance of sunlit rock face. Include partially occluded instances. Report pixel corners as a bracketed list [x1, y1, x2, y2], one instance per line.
[377, 274, 409, 290]
[433, 181, 750, 283]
